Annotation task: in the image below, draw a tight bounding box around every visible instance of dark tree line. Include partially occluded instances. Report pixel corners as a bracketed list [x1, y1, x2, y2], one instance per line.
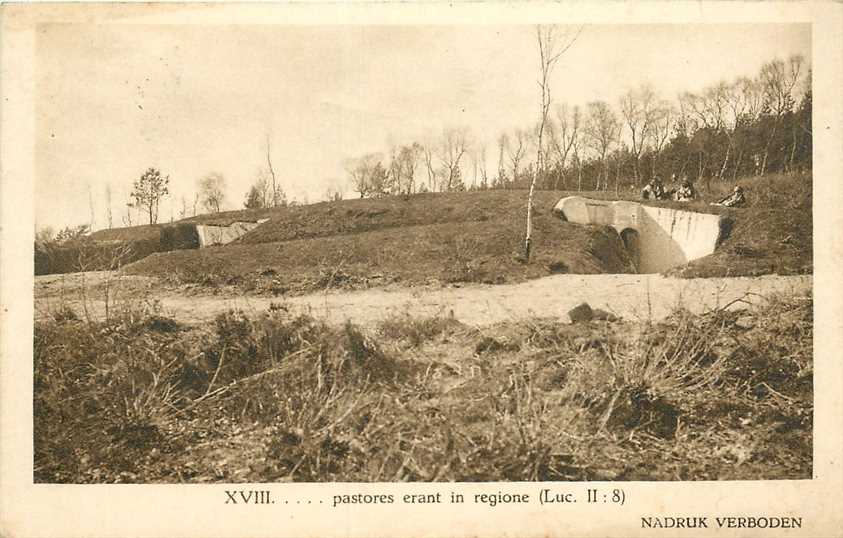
[345, 55, 811, 198]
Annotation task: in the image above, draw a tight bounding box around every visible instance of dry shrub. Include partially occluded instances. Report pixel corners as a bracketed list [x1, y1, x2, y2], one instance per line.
[34, 305, 188, 482]
[583, 309, 729, 438]
[377, 313, 464, 348]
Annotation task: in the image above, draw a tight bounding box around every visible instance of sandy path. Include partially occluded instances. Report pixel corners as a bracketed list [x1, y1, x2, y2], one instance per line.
[35, 272, 811, 327]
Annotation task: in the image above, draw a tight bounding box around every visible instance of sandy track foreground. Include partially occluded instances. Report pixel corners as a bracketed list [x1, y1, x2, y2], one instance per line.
[35, 271, 812, 327]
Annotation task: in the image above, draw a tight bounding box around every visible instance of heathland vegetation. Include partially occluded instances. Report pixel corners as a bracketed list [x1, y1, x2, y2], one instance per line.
[35, 289, 812, 482]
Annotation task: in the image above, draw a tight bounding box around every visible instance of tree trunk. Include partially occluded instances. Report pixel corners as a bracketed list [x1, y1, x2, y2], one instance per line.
[526, 172, 535, 260]
[788, 129, 798, 173]
[718, 139, 731, 181]
[761, 118, 779, 177]
[732, 149, 744, 182]
[633, 157, 639, 186]
[266, 137, 278, 207]
[577, 161, 582, 192]
[617, 155, 622, 187]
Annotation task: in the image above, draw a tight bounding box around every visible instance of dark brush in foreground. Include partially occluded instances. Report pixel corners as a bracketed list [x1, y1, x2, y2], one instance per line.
[33, 291, 812, 483]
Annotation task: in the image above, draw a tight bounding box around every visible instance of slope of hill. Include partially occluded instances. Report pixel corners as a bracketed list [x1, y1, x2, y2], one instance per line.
[239, 190, 577, 244]
[89, 224, 163, 242]
[124, 203, 635, 295]
[110, 173, 813, 289]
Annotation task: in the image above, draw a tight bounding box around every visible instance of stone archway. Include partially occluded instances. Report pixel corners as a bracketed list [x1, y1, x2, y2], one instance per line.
[553, 196, 727, 273]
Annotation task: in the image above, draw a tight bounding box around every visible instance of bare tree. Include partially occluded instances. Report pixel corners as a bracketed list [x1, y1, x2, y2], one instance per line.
[737, 76, 765, 121]
[122, 199, 134, 227]
[648, 101, 675, 176]
[496, 133, 509, 188]
[620, 84, 658, 185]
[758, 55, 804, 175]
[548, 103, 581, 189]
[506, 129, 527, 185]
[727, 76, 765, 178]
[469, 146, 479, 190]
[324, 185, 344, 202]
[244, 185, 264, 209]
[198, 172, 226, 213]
[675, 92, 698, 139]
[178, 195, 189, 219]
[87, 183, 96, 231]
[248, 166, 285, 208]
[715, 80, 750, 180]
[526, 24, 582, 260]
[477, 141, 490, 189]
[678, 90, 721, 185]
[389, 143, 423, 195]
[679, 89, 722, 133]
[265, 133, 281, 206]
[104, 183, 113, 229]
[584, 101, 620, 191]
[421, 143, 439, 192]
[254, 168, 271, 207]
[438, 127, 469, 192]
[612, 129, 626, 195]
[571, 132, 584, 192]
[346, 153, 384, 198]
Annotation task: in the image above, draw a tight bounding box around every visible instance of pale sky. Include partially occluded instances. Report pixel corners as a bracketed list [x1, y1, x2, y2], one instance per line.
[35, 23, 810, 231]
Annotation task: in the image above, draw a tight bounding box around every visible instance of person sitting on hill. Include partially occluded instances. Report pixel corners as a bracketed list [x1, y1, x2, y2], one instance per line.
[712, 185, 746, 208]
[674, 178, 697, 202]
[641, 177, 667, 200]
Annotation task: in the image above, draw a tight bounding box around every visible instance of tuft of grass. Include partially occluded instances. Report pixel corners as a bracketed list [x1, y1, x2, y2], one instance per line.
[51, 304, 79, 323]
[377, 313, 464, 348]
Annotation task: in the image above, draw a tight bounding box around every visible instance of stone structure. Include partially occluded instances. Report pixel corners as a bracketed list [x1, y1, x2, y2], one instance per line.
[195, 218, 268, 247]
[554, 196, 728, 273]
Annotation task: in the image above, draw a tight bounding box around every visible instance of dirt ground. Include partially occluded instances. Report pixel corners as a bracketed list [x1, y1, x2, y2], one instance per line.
[35, 270, 811, 326]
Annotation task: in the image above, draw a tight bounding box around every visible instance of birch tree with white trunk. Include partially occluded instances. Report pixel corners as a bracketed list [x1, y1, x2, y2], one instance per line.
[526, 25, 581, 261]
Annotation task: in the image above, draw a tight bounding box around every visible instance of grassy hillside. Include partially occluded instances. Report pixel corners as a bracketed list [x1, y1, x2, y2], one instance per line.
[90, 224, 163, 242]
[125, 206, 634, 295]
[89, 186, 731, 245]
[667, 172, 812, 278]
[116, 172, 812, 289]
[239, 190, 602, 244]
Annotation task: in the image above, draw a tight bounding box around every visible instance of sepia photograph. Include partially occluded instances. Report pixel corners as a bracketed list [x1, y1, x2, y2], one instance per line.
[6, 3, 843, 537]
[28, 20, 816, 486]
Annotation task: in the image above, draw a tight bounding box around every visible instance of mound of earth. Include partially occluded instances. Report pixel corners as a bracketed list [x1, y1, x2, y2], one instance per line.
[101, 172, 814, 286]
[123, 214, 635, 295]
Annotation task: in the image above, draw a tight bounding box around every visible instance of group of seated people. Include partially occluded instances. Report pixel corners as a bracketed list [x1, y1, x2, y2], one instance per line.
[641, 175, 746, 207]
[641, 174, 696, 201]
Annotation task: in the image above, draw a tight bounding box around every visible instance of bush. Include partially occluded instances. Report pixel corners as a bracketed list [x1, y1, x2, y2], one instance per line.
[377, 314, 463, 347]
[34, 237, 165, 275]
[160, 223, 200, 251]
[34, 310, 188, 482]
[34, 224, 199, 276]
